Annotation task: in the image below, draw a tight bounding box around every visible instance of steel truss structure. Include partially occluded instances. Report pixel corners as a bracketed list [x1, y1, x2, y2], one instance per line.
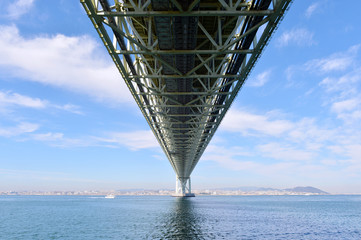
[81, 0, 291, 196]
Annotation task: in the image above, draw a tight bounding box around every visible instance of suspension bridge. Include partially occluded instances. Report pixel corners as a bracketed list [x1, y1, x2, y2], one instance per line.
[81, 0, 291, 196]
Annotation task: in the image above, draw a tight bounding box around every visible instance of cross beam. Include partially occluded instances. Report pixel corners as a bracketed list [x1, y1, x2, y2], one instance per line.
[81, 0, 292, 195]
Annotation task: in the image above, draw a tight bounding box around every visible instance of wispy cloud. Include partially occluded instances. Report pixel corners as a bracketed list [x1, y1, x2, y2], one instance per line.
[204, 106, 361, 186]
[202, 143, 344, 189]
[311, 45, 361, 124]
[323, 79, 361, 123]
[212, 82, 361, 175]
[287, 118, 336, 148]
[96, 130, 159, 150]
[30, 132, 89, 148]
[202, 145, 257, 171]
[331, 98, 359, 114]
[6, 0, 35, 19]
[1, 123, 159, 150]
[0, 122, 39, 137]
[306, 45, 359, 73]
[0, 90, 46, 109]
[276, 28, 315, 47]
[319, 69, 361, 94]
[285, 45, 360, 89]
[0, 25, 132, 105]
[221, 107, 337, 150]
[220, 108, 293, 136]
[305, 2, 320, 18]
[54, 104, 83, 115]
[210, 44, 361, 181]
[247, 69, 272, 87]
[30, 129, 159, 150]
[0, 90, 83, 114]
[257, 142, 315, 161]
[32, 132, 70, 143]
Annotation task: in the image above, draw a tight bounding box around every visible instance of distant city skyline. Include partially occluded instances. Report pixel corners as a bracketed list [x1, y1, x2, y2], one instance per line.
[0, 185, 330, 196]
[1, 1, 361, 194]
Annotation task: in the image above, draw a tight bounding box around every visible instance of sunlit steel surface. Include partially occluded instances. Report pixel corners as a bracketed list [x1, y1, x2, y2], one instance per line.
[81, 0, 291, 196]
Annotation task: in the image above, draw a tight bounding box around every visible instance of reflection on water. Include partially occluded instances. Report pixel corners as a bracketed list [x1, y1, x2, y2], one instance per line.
[2, 196, 361, 239]
[153, 198, 206, 240]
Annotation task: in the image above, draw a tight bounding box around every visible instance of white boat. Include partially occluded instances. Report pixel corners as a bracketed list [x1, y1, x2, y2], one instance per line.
[105, 194, 115, 199]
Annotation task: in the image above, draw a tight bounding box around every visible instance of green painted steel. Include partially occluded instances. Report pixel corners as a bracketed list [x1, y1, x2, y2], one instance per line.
[81, 0, 291, 183]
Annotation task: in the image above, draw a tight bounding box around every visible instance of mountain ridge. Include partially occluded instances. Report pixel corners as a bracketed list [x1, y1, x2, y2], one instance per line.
[210, 186, 329, 194]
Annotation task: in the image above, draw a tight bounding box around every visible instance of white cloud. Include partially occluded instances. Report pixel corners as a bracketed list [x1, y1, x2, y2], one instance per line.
[284, 66, 297, 81]
[54, 104, 83, 115]
[0, 25, 132, 104]
[331, 98, 359, 114]
[326, 144, 361, 176]
[30, 132, 89, 147]
[202, 43, 361, 190]
[215, 105, 358, 168]
[0, 90, 83, 114]
[221, 107, 340, 150]
[276, 28, 315, 47]
[344, 145, 361, 163]
[221, 108, 294, 136]
[288, 118, 336, 146]
[211, 103, 361, 187]
[202, 145, 257, 171]
[330, 105, 361, 126]
[32, 132, 65, 142]
[284, 44, 361, 125]
[308, 56, 352, 73]
[0, 122, 39, 137]
[312, 46, 361, 124]
[316, 57, 351, 72]
[247, 69, 272, 87]
[0, 90, 46, 109]
[319, 68, 361, 95]
[6, 0, 35, 19]
[204, 124, 361, 189]
[202, 144, 337, 184]
[7, 128, 159, 150]
[307, 45, 359, 73]
[305, 2, 320, 18]
[96, 130, 159, 150]
[257, 142, 314, 161]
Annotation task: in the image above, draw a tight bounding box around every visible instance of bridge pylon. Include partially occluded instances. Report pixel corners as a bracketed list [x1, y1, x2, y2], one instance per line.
[174, 176, 195, 197]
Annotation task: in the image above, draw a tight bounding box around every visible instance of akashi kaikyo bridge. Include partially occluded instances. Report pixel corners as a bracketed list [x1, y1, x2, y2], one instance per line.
[81, 0, 292, 196]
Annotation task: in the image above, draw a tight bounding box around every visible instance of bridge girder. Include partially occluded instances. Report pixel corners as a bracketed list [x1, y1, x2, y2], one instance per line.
[81, 0, 291, 182]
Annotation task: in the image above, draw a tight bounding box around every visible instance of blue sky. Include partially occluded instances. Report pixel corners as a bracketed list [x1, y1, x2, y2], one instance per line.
[1, 1, 361, 194]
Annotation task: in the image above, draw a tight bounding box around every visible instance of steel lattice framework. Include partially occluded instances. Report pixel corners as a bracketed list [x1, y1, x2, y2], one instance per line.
[81, 0, 291, 196]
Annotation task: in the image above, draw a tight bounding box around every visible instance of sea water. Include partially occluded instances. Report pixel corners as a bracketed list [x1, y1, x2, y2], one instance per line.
[1, 195, 360, 239]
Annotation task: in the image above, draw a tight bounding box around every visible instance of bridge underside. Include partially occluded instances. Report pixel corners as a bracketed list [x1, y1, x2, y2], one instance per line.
[81, 0, 291, 194]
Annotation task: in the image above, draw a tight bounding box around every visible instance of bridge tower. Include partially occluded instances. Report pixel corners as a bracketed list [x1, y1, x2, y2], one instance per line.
[175, 176, 194, 197]
[81, 0, 291, 196]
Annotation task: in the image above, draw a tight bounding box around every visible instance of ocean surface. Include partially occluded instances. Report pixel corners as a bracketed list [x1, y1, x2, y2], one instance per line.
[1, 195, 361, 239]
